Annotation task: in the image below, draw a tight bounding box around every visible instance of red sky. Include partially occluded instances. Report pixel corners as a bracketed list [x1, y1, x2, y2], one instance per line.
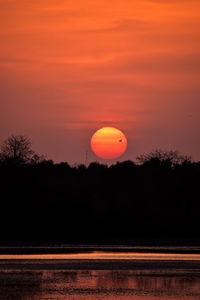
[1, 0, 200, 164]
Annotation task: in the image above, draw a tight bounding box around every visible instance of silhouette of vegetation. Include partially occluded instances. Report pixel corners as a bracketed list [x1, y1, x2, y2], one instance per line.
[0, 135, 200, 245]
[137, 149, 191, 165]
[0, 135, 45, 164]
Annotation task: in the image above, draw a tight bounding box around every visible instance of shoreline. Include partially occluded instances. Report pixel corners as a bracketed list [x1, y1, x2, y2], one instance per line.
[0, 259, 200, 271]
[0, 246, 200, 255]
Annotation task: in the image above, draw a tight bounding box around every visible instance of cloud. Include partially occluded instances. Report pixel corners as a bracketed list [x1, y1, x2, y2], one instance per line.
[99, 51, 200, 75]
[72, 18, 150, 34]
[147, 0, 197, 3]
[0, 57, 35, 64]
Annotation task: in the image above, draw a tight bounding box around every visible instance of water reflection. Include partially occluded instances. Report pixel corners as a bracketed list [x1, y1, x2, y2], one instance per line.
[0, 269, 199, 300]
[1, 252, 200, 260]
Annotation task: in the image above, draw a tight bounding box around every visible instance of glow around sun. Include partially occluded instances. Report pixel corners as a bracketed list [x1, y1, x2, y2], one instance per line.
[91, 127, 127, 159]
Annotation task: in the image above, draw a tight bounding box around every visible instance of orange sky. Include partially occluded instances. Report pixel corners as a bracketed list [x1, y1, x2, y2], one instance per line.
[0, 0, 200, 163]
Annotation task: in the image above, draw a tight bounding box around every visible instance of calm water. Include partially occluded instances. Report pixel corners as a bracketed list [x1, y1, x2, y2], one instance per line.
[1, 251, 200, 260]
[0, 252, 200, 300]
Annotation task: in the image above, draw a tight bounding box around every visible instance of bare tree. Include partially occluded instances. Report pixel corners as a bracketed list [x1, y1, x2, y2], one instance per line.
[137, 149, 191, 166]
[0, 135, 45, 164]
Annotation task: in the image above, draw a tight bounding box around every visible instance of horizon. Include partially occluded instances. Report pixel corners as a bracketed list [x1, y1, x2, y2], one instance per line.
[0, 133, 196, 165]
[1, 0, 200, 164]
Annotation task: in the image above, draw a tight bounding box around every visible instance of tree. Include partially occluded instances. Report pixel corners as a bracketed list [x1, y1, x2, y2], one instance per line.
[137, 149, 191, 166]
[0, 135, 44, 164]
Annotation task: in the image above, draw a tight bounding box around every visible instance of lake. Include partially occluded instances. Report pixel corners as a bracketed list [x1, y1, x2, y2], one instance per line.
[0, 251, 200, 300]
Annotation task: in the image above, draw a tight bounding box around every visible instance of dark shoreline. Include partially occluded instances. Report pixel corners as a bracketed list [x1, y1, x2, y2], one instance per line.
[0, 259, 200, 271]
[0, 245, 200, 255]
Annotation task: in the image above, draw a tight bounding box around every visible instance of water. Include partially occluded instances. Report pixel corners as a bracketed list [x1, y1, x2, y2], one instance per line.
[0, 252, 200, 300]
[0, 269, 200, 300]
[1, 251, 200, 260]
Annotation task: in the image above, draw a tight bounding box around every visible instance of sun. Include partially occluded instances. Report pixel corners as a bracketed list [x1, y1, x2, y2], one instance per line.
[91, 127, 127, 159]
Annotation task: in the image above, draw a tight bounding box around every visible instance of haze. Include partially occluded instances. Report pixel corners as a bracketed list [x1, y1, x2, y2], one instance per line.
[1, 0, 200, 164]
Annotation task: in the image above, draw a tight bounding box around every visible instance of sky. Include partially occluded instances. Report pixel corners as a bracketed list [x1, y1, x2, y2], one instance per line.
[0, 0, 200, 164]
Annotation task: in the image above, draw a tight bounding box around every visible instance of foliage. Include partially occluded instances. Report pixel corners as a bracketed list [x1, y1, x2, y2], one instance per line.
[0, 135, 199, 244]
[137, 149, 191, 166]
[0, 135, 45, 164]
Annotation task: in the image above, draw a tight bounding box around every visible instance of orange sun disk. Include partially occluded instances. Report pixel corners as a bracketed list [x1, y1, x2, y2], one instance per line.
[91, 127, 127, 159]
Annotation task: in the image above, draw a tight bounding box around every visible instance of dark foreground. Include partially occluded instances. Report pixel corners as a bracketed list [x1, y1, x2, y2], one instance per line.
[0, 263, 200, 300]
[0, 259, 200, 271]
[1, 156, 200, 243]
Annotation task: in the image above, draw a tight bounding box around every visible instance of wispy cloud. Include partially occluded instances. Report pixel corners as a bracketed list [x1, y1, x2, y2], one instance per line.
[72, 18, 150, 34]
[0, 57, 35, 64]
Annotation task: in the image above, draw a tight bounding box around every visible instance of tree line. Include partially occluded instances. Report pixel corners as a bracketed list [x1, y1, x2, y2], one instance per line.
[0, 135, 199, 244]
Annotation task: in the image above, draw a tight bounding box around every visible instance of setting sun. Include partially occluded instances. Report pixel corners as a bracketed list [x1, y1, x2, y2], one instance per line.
[91, 127, 127, 159]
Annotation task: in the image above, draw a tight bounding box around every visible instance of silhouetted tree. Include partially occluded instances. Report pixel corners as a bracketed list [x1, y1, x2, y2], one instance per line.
[0, 135, 44, 164]
[0, 135, 199, 244]
[137, 149, 191, 166]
